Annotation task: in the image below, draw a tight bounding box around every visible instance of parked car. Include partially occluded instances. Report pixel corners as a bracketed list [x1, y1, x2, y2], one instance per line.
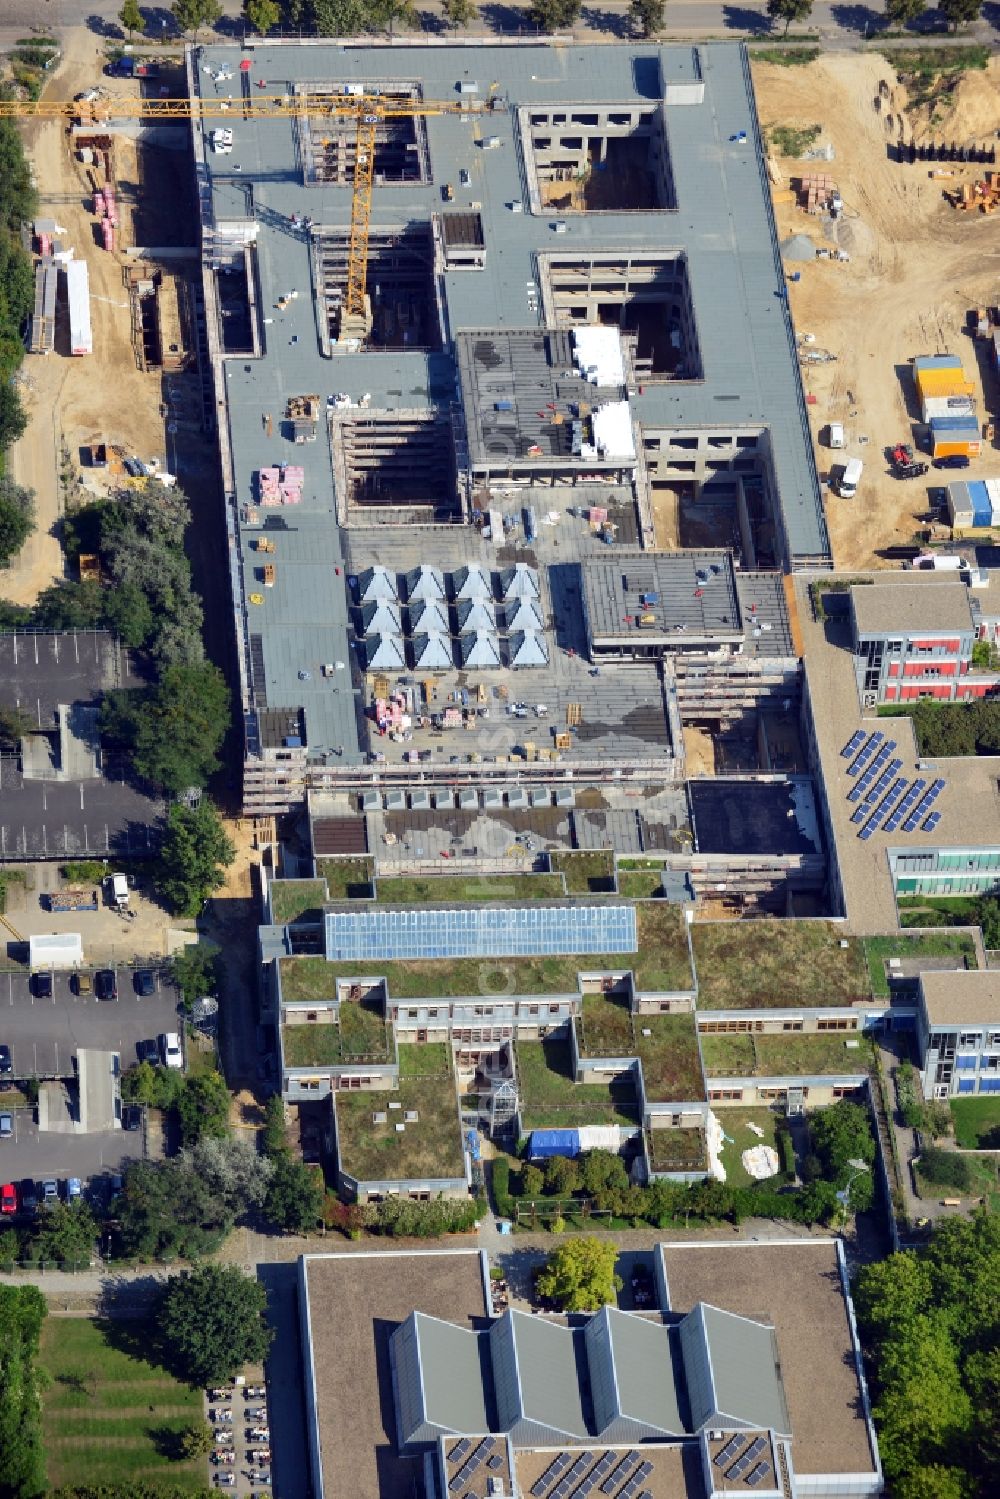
[41, 1179, 58, 1207]
[66, 1178, 82, 1201]
[932, 454, 971, 470]
[72, 972, 93, 996]
[0, 1045, 12, 1076]
[31, 971, 53, 999]
[136, 1038, 158, 1065]
[122, 1105, 142, 1131]
[20, 1180, 37, 1215]
[159, 1032, 183, 1070]
[1, 1183, 17, 1216]
[0, 1113, 12, 1141]
[95, 969, 118, 1001]
[133, 969, 155, 997]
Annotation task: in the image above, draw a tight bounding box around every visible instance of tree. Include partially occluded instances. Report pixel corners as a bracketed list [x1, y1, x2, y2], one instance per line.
[263, 1153, 324, 1233]
[261, 1095, 287, 1157]
[371, 0, 416, 32]
[630, 0, 664, 35]
[168, 942, 222, 1009]
[0, 122, 39, 232]
[916, 1146, 972, 1193]
[520, 1163, 545, 1198]
[0, 705, 34, 748]
[579, 1149, 629, 1199]
[102, 581, 154, 649]
[0, 1285, 46, 1499]
[528, 0, 582, 29]
[188, 1135, 273, 1209]
[0, 382, 27, 452]
[766, 0, 813, 34]
[442, 0, 477, 25]
[119, 0, 146, 37]
[0, 477, 33, 564]
[535, 1237, 622, 1312]
[33, 581, 105, 631]
[884, 0, 926, 24]
[174, 1070, 232, 1145]
[156, 801, 235, 917]
[172, 0, 225, 39]
[105, 661, 230, 794]
[31, 1202, 98, 1267]
[244, 0, 281, 30]
[542, 1154, 579, 1196]
[938, 0, 982, 27]
[178, 1422, 215, 1458]
[116, 1159, 236, 1260]
[808, 1099, 876, 1211]
[310, 0, 368, 30]
[157, 1265, 273, 1386]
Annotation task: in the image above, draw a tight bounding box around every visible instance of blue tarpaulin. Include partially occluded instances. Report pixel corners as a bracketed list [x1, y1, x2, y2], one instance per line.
[528, 1128, 582, 1159]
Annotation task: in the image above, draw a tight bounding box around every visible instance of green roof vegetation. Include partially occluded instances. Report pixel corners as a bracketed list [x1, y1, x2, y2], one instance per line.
[282, 992, 391, 1068]
[517, 1037, 639, 1130]
[646, 1125, 708, 1173]
[271, 879, 327, 925]
[39, 1317, 205, 1491]
[701, 1029, 872, 1078]
[635, 1013, 704, 1102]
[577, 991, 634, 1057]
[316, 856, 375, 899]
[279, 955, 335, 1002]
[398, 1041, 450, 1077]
[950, 1095, 1000, 1150]
[375, 873, 567, 902]
[617, 866, 666, 899]
[335, 1062, 466, 1184]
[862, 933, 977, 997]
[549, 850, 616, 893]
[322, 901, 691, 999]
[692, 921, 870, 1009]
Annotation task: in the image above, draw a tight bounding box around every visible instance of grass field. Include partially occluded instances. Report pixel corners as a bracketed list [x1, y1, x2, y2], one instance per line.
[914, 1152, 1000, 1212]
[375, 873, 567, 902]
[315, 857, 375, 899]
[270, 879, 327, 924]
[39, 1318, 205, 1491]
[863, 933, 976, 996]
[692, 921, 869, 1009]
[950, 1096, 1000, 1149]
[516, 1038, 639, 1130]
[715, 1107, 786, 1189]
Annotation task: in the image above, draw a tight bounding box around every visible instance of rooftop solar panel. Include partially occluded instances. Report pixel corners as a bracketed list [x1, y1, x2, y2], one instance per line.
[714, 1436, 743, 1467]
[726, 1454, 752, 1480]
[859, 823, 877, 841]
[745, 1437, 768, 1460]
[842, 730, 866, 758]
[451, 1440, 471, 1463]
[922, 811, 942, 831]
[488, 1454, 504, 1471]
[746, 1465, 770, 1489]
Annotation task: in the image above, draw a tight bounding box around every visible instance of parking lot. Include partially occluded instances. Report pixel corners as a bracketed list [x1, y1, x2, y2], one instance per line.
[0, 965, 182, 1080]
[0, 1109, 144, 1186]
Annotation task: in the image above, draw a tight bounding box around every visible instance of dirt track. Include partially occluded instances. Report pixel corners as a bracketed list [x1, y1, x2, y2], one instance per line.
[755, 53, 1000, 570]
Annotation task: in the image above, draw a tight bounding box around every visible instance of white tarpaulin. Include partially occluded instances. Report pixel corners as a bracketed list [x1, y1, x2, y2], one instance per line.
[741, 1144, 780, 1181]
[592, 401, 636, 462]
[572, 326, 626, 386]
[576, 1125, 623, 1152]
[29, 932, 84, 970]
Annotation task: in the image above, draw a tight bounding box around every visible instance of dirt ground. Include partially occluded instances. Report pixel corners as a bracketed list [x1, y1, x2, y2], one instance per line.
[5, 29, 187, 604]
[754, 52, 1000, 570]
[682, 724, 715, 776]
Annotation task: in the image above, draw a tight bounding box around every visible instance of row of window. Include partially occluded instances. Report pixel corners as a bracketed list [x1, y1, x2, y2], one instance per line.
[957, 1078, 1000, 1094]
[708, 1085, 860, 1103]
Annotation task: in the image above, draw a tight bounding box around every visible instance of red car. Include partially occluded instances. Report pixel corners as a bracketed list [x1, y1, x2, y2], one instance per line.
[0, 1182, 17, 1215]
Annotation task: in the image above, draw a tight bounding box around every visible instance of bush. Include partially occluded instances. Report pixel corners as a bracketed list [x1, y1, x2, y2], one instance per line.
[917, 1146, 972, 1193]
[777, 1128, 796, 1179]
[361, 1195, 485, 1238]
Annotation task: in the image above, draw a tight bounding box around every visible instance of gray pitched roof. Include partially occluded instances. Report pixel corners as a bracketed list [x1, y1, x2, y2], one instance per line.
[585, 1306, 689, 1437]
[412, 632, 454, 670]
[361, 600, 402, 636]
[391, 1311, 489, 1444]
[509, 629, 549, 667]
[456, 598, 497, 632]
[405, 566, 447, 602]
[452, 564, 492, 601]
[364, 633, 406, 671]
[409, 600, 450, 635]
[492, 1311, 589, 1439]
[357, 566, 397, 603]
[459, 631, 502, 668]
[499, 565, 540, 602]
[679, 1303, 790, 1435]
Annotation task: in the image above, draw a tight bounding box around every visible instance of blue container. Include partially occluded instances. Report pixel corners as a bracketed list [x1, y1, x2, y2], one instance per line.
[914, 354, 962, 372]
[929, 415, 979, 433]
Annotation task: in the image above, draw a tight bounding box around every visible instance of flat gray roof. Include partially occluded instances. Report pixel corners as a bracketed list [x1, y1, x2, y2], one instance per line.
[581, 551, 740, 644]
[850, 579, 973, 636]
[192, 39, 827, 762]
[921, 969, 1000, 1027]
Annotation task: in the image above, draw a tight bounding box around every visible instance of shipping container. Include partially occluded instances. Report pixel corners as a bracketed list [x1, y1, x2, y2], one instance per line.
[932, 439, 981, 460]
[994, 330, 1000, 375]
[916, 368, 975, 400]
[914, 353, 962, 371]
[929, 414, 980, 433]
[65, 259, 92, 356]
[986, 478, 1000, 511]
[921, 395, 976, 423]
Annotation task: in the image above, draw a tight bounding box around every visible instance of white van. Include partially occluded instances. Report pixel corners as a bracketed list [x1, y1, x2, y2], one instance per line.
[835, 456, 863, 499]
[826, 422, 845, 449]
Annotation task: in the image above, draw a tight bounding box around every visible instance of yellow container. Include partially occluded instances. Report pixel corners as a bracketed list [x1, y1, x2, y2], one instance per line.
[916, 368, 975, 399]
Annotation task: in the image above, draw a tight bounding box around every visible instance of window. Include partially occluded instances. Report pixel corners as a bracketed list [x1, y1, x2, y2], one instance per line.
[709, 1089, 743, 1102]
[832, 1086, 861, 1099]
[781, 1021, 804, 1032]
[988, 1032, 1000, 1047]
[548, 1004, 561, 1015]
[817, 1018, 855, 1032]
[658, 1002, 672, 1013]
[955, 1055, 978, 1071]
[758, 1088, 788, 1100]
[960, 1032, 981, 1047]
[958, 1078, 976, 1094]
[527, 1005, 539, 1016]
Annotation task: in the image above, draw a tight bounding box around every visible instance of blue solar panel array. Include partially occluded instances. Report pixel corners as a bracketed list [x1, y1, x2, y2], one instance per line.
[845, 733, 946, 841]
[324, 903, 638, 962]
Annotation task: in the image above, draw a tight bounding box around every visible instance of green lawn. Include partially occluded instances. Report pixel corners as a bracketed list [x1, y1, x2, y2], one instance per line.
[398, 1041, 450, 1077]
[516, 1038, 639, 1129]
[715, 1107, 786, 1189]
[701, 1030, 871, 1078]
[863, 933, 977, 996]
[914, 1152, 1000, 1211]
[270, 879, 327, 925]
[692, 922, 870, 1009]
[635, 1013, 704, 1103]
[577, 992, 634, 1057]
[335, 1070, 465, 1184]
[950, 1096, 1000, 1149]
[39, 1318, 205, 1491]
[279, 956, 335, 1002]
[375, 873, 567, 902]
[617, 868, 666, 899]
[316, 857, 375, 899]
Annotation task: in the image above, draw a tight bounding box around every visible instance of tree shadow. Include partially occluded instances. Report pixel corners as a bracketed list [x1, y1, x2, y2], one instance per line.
[721, 6, 773, 34]
[148, 1423, 190, 1460]
[829, 4, 883, 34]
[86, 14, 124, 38]
[480, 4, 535, 34]
[581, 6, 630, 36]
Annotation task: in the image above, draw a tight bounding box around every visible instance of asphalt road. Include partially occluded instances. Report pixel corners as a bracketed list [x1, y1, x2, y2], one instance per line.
[0, 964, 181, 1080]
[1, 2, 996, 53]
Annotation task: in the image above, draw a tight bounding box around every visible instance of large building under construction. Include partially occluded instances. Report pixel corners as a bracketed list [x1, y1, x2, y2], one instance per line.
[189, 39, 828, 817]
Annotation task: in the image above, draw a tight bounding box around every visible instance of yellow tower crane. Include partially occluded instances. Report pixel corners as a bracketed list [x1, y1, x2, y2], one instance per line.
[0, 92, 482, 326]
